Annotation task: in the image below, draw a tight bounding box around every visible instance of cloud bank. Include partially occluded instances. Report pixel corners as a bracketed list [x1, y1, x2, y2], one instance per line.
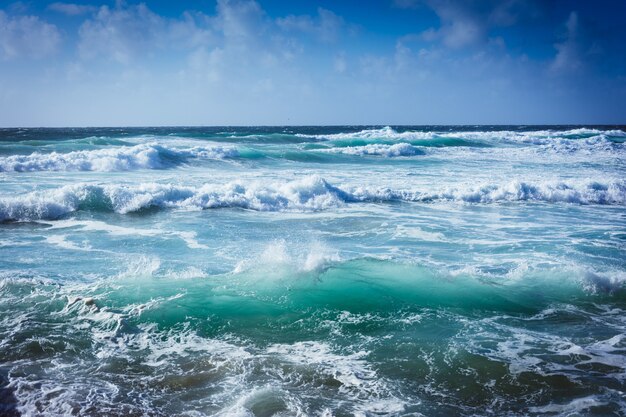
[0, 10, 61, 59]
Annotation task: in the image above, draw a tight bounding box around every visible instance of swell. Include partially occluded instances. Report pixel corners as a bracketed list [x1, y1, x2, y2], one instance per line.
[298, 126, 626, 141]
[1, 257, 624, 324]
[1, 176, 624, 221]
[1, 127, 622, 170]
[299, 126, 626, 154]
[0, 142, 239, 172]
[281, 259, 626, 313]
[1, 258, 624, 416]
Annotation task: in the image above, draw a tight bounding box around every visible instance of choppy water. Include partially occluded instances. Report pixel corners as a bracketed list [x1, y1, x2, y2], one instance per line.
[0, 125, 625, 416]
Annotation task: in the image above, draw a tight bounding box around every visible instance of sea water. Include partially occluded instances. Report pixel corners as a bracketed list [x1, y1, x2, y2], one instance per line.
[0, 126, 624, 416]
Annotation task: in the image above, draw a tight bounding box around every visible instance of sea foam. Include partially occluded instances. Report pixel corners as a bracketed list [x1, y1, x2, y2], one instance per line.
[299, 126, 626, 142]
[0, 142, 238, 172]
[321, 143, 423, 157]
[1, 176, 624, 221]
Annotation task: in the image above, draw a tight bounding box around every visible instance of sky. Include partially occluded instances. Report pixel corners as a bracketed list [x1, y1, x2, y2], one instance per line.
[0, 0, 625, 126]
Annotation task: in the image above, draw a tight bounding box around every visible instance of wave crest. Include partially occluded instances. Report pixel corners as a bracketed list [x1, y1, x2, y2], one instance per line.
[300, 126, 626, 141]
[321, 143, 423, 157]
[1, 176, 624, 221]
[0, 143, 239, 172]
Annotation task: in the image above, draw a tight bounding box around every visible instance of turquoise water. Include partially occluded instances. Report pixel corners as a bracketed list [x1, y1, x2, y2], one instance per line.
[0, 126, 625, 416]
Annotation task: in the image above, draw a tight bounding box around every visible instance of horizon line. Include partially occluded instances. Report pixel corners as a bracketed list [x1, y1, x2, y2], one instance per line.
[1, 123, 625, 129]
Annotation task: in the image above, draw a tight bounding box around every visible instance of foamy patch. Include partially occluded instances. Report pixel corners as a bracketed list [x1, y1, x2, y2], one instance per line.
[137, 324, 251, 368]
[428, 136, 622, 163]
[233, 240, 340, 274]
[260, 240, 292, 265]
[583, 270, 626, 293]
[41, 219, 208, 250]
[303, 242, 341, 272]
[0, 142, 239, 172]
[425, 179, 626, 205]
[0, 239, 33, 248]
[7, 315, 252, 415]
[117, 255, 161, 279]
[321, 143, 423, 157]
[298, 126, 428, 141]
[169, 266, 208, 280]
[214, 386, 305, 417]
[177, 231, 209, 249]
[266, 341, 405, 415]
[529, 396, 606, 415]
[393, 225, 447, 242]
[9, 374, 121, 417]
[299, 126, 626, 142]
[45, 235, 94, 251]
[461, 315, 626, 381]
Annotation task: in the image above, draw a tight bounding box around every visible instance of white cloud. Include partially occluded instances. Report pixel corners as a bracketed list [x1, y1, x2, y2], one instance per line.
[334, 52, 347, 73]
[277, 7, 344, 42]
[48, 2, 97, 16]
[0, 10, 61, 59]
[419, 1, 487, 48]
[413, 0, 527, 49]
[78, 4, 166, 63]
[439, 18, 484, 48]
[551, 11, 582, 73]
[182, 0, 287, 80]
[74, 0, 344, 72]
[77, 3, 215, 64]
[169, 12, 214, 49]
[216, 0, 266, 46]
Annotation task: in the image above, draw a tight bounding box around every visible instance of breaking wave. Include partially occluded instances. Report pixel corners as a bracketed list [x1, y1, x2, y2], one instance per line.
[0, 142, 239, 172]
[1, 176, 624, 221]
[320, 143, 424, 157]
[296, 127, 626, 158]
[299, 126, 626, 142]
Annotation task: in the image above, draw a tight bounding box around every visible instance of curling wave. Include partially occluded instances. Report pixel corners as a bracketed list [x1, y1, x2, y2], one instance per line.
[1, 176, 625, 221]
[0, 142, 239, 172]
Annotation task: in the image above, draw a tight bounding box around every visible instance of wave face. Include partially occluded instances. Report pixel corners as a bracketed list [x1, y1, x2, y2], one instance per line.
[0, 142, 238, 172]
[1, 126, 625, 416]
[1, 176, 625, 221]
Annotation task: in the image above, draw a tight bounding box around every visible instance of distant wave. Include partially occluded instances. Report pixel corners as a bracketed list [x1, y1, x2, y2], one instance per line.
[298, 126, 626, 144]
[1, 176, 624, 221]
[0, 143, 239, 172]
[320, 143, 424, 157]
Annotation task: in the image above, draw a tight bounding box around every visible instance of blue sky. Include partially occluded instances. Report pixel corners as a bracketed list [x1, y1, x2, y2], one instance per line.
[0, 0, 625, 126]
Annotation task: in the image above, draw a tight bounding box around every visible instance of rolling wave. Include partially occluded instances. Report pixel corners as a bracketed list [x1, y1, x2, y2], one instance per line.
[1, 176, 624, 221]
[1, 127, 622, 172]
[297, 127, 626, 158]
[0, 142, 239, 172]
[299, 126, 626, 142]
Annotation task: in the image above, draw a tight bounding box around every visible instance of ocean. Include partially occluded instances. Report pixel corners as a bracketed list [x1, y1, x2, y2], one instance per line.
[0, 125, 624, 416]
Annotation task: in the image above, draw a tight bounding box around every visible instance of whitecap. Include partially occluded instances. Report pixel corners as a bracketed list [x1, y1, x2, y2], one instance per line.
[1, 176, 624, 222]
[0, 142, 239, 172]
[321, 142, 423, 157]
